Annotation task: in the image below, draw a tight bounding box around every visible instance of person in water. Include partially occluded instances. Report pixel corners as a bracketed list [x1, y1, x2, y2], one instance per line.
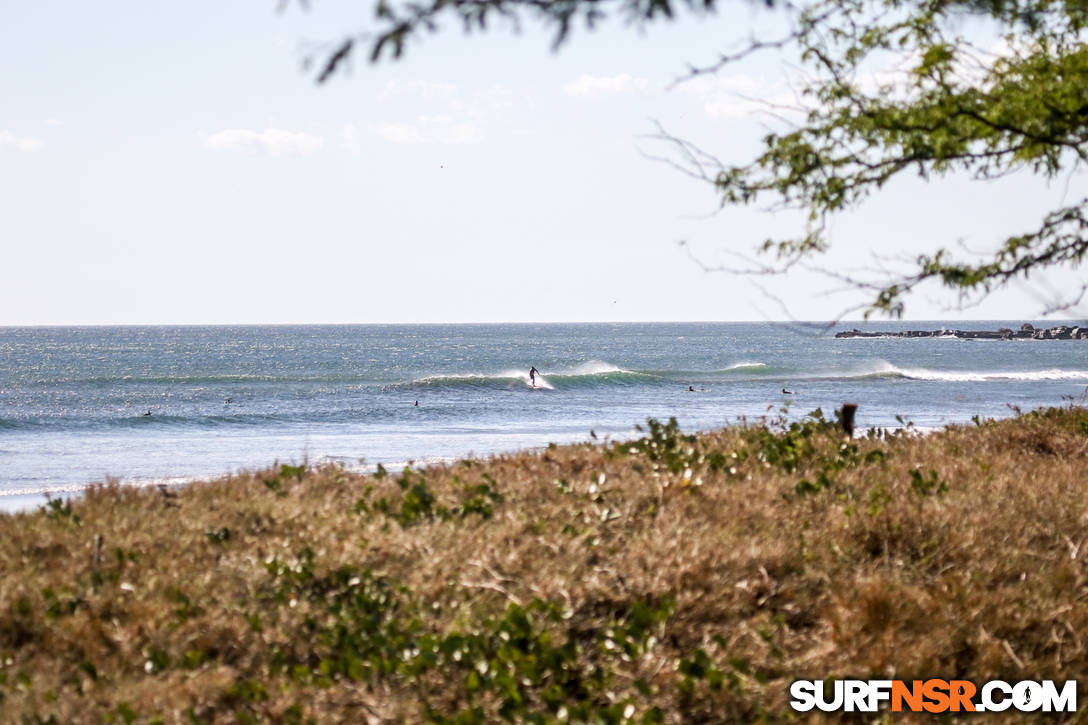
[529, 366, 539, 387]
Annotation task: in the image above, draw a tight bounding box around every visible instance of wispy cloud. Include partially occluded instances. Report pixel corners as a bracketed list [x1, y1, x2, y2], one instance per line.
[43, 119, 64, 128]
[563, 73, 652, 97]
[371, 80, 516, 145]
[0, 131, 45, 152]
[677, 74, 797, 119]
[204, 128, 324, 155]
[375, 115, 482, 145]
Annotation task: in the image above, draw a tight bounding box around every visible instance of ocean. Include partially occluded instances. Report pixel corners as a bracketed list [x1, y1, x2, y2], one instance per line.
[2, 321, 1086, 512]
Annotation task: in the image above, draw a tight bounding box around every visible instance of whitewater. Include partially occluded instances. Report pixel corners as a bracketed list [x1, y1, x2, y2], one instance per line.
[1, 321, 1085, 510]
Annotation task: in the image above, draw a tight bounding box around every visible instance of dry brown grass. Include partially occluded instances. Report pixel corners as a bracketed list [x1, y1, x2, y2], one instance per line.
[2, 407, 1088, 723]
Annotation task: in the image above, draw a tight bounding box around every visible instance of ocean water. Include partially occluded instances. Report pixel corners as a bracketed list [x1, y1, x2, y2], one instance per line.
[2, 322, 1086, 511]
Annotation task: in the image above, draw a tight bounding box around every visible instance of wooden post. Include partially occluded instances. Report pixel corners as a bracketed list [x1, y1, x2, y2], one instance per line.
[840, 403, 858, 438]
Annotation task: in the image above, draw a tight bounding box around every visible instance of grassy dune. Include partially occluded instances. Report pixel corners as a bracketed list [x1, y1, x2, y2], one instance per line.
[2, 407, 1088, 723]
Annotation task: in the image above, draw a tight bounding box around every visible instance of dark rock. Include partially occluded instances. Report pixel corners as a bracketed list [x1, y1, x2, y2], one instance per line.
[834, 323, 1086, 341]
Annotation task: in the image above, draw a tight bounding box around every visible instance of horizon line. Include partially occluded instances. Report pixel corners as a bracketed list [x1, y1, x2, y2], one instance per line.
[1, 318, 1085, 329]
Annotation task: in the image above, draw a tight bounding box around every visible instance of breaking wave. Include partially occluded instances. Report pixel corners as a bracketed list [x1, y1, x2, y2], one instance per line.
[402, 361, 651, 391]
[833, 361, 1088, 382]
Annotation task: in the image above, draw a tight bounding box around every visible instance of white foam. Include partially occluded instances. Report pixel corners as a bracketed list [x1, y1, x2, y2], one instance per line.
[416, 361, 629, 385]
[415, 369, 526, 384]
[896, 366, 1088, 382]
[0, 475, 199, 500]
[834, 359, 1088, 382]
[557, 360, 626, 376]
[0, 483, 90, 497]
[722, 361, 767, 371]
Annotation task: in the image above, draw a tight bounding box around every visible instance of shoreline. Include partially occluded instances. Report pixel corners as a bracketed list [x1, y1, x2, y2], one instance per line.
[0, 416, 944, 517]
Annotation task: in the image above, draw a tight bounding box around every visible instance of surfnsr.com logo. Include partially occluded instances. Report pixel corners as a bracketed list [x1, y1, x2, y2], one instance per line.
[790, 679, 1077, 713]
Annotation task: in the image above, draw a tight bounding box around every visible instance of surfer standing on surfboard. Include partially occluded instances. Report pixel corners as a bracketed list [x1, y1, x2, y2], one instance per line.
[529, 366, 539, 388]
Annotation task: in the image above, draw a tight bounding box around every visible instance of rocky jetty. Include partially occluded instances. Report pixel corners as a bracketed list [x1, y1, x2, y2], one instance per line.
[835, 323, 1088, 340]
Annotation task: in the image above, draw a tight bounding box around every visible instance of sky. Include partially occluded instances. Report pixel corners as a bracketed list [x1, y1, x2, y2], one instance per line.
[2, 0, 1085, 325]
